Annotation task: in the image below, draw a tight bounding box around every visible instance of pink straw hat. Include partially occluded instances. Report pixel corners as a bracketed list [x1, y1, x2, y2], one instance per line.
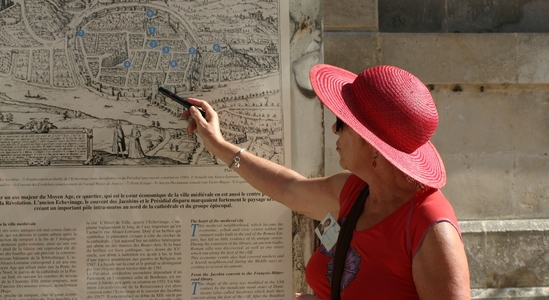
[310, 64, 446, 188]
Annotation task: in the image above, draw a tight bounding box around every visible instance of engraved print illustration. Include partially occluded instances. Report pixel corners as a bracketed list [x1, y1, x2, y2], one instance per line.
[0, 0, 283, 167]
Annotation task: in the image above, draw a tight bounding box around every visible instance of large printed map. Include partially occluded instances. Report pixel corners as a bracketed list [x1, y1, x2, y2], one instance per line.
[0, 0, 284, 167]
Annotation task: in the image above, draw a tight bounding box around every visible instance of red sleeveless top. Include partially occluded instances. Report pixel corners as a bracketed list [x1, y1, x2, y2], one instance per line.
[305, 174, 461, 299]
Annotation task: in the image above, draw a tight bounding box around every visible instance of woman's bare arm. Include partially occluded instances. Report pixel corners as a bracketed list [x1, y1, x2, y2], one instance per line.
[185, 99, 349, 221]
[413, 222, 471, 300]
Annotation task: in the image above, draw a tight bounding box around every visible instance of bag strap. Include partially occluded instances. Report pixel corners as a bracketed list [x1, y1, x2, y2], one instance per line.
[331, 185, 369, 300]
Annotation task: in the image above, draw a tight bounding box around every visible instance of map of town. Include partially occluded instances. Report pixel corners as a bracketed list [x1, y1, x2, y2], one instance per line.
[0, 0, 284, 167]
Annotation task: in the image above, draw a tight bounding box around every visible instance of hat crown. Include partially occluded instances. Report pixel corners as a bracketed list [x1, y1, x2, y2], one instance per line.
[349, 66, 438, 153]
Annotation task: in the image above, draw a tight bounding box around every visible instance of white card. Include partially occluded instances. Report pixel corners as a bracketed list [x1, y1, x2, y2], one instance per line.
[314, 213, 340, 251]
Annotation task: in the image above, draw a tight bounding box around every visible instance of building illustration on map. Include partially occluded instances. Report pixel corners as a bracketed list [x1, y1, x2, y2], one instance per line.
[0, 0, 284, 167]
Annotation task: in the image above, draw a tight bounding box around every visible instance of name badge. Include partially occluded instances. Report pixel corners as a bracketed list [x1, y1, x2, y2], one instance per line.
[314, 213, 340, 251]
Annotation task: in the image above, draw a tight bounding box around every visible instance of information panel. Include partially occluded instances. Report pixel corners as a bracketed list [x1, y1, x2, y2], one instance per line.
[0, 0, 292, 298]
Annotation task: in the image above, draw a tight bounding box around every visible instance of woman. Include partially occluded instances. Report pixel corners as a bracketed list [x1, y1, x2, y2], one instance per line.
[182, 64, 470, 300]
[127, 124, 146, 158]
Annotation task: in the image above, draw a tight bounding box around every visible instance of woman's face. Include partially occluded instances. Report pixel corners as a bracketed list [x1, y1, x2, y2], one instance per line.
[333, 121, 372, 172]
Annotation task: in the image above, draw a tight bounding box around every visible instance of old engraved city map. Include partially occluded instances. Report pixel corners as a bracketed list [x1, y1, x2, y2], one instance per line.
[0, 0, 284, 167]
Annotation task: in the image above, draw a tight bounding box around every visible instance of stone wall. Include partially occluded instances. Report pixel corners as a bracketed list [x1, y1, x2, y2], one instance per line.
[321, 0, 549, 298]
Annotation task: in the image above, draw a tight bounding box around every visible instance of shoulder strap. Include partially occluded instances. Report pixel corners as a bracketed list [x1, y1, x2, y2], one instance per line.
[331, 185, 369, 300]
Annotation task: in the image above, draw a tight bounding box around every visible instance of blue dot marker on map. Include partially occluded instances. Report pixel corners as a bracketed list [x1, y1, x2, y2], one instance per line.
[77, 30, 85, 37]
[150, 40, 158, 48]
[213, 44, 221, 52]
[146, 10, 154, 18]
[148, 26, 157, 35]
[170, 60, 178, 68]
[162, 46, 170, 54]
[123, 60, 132, 68]
[188, 47, 196, 55]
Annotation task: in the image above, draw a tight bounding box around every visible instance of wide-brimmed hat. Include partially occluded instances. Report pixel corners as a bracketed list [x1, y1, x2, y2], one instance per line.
[310, 64, 446, 188]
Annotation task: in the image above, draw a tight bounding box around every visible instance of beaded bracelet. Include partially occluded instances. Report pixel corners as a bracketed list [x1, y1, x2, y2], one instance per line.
[228, 148, 246, 169]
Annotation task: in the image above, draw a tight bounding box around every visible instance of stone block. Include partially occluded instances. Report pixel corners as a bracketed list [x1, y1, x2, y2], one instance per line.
[378, 0, 549, 33]
[463, 232, 486, 288]
[324, 32, 549, 84]
[378, 0, 445, 32]
[446, 0, 523, 33]
[513, 156, 549, 217]
[432, 87, 549, 220]
[461, 220, 549, 296]
[518, 34, 549, 83]
[484, 230, 547, 288]
[324, 0, 377, 31]
[441, 155, 515, 220]
[324, 32, 380, 75]
[447, 0, 549, 33]
[380, 33, 518, 84]
[431, 87, 549, 155]
[472, 287, 549, 299]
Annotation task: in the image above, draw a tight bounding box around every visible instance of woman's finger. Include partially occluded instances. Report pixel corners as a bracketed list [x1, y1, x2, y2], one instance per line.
[189, 106, 205, 124]
[184, 117, 192, 134]
[180, 110, 191, 119]
[187, 98, 216, 120]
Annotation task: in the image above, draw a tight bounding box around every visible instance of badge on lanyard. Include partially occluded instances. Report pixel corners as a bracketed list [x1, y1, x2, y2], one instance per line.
[314, 213, 341, 251]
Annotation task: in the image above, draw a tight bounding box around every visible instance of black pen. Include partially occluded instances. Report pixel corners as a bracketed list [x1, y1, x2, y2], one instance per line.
[158, 87, 206, 118]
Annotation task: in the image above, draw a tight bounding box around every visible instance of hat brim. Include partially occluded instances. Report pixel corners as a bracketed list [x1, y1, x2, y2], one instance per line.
[310, 64, 446, 188]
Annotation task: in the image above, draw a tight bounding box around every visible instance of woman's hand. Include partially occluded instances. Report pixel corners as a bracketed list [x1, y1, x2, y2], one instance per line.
[180, 98, 225, 153]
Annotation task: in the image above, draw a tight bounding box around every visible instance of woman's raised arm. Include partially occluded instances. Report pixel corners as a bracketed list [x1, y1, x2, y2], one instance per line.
[183, 98, 348, 221]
